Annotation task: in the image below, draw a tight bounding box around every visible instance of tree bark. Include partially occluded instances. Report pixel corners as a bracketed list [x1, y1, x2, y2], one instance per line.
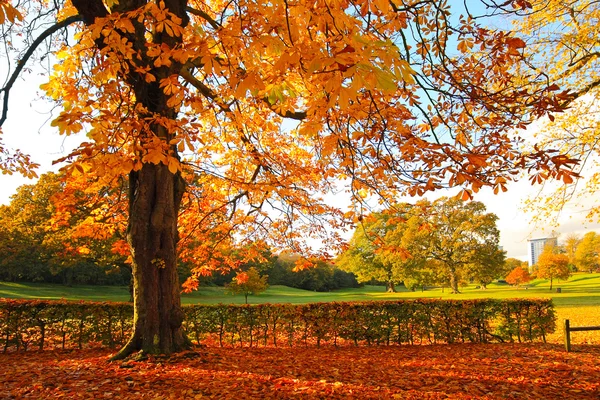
[386, 280, 396, 293]
[112, 164, 190, 359]
[449, 268, 460, 294]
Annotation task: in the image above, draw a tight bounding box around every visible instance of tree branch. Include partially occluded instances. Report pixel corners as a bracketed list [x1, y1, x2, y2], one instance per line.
[0, 14, 83, 128]
[568, 78, 600, 106]
[186, 6, 221, 30]
[179, 63, 307, 120]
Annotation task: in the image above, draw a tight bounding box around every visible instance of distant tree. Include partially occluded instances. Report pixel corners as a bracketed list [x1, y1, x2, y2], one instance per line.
[505, 266, 532, 288]
[467, 242, 507, 289]
[562, 233, 581, 269]
[401, 260, 444, 292]
[225, 267, 269, 304]
[0, 172, 130, 285]
[504, 258, 529, 272]
[273, 253, 359, 292]
[574, 232, 600, 273]
[536, 245, 571, 290]
[337, 205, 420, 293]
[405, 197, 502, 294]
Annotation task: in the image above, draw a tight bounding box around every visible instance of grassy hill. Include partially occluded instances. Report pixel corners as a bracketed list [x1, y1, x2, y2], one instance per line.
[1, 272, 599, 307]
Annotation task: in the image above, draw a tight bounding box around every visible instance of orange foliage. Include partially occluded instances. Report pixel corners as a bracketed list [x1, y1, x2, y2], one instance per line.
[0, 344, 599, 399]
[0, 1, 582, 287]
[506, 266, 533, 287]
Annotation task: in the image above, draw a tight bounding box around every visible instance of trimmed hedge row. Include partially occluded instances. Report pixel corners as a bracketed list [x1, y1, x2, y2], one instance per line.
[0, 298, 555, 351]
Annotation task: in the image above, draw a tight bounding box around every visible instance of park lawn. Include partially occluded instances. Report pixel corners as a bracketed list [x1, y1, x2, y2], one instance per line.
[1, 272, 599, 306]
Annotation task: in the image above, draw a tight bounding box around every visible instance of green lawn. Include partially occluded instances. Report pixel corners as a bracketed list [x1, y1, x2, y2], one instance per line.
[1, 272, 599, 307]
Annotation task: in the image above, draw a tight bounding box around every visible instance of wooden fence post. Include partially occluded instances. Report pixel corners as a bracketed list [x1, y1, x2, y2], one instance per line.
[564, 319, 571, 352]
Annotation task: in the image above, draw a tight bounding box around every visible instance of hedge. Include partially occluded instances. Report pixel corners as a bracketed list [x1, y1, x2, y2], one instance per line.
[0, 298, 555, 351]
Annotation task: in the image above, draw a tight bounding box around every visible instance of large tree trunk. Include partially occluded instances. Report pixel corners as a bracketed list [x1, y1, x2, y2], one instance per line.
[68, 0, 191, 360]
[112, 164, 190, 359]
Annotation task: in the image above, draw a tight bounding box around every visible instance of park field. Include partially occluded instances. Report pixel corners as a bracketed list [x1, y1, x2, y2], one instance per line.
[1, 273, 599, 344]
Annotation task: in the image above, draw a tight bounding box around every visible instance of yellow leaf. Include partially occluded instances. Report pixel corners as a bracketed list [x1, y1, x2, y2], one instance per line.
[167, 157, 179, 174]
[396, 60, 416, 84]
[143, 149, 165, 165]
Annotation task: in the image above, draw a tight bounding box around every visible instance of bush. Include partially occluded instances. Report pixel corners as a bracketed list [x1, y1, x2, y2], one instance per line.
[0, 298, 555, 351]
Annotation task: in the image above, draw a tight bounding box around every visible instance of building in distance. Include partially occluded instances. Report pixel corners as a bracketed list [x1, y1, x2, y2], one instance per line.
[527, 237, 558, 269]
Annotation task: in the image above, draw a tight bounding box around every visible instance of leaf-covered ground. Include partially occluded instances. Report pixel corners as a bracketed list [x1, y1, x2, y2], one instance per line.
[1, 344, 599, 399]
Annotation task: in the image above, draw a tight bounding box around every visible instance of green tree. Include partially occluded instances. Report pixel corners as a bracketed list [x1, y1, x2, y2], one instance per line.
[536, 245, 571, 290]
[336, 205, 421, 292]
[504, 258, 529, 273]
[0, 172, 129, 285]
[267, 253, 358, 291]
[466, 241, 507, 289]
[225, 267, 269, 304]
[574, 231, 600, 273]
[405, 197, 502, 294]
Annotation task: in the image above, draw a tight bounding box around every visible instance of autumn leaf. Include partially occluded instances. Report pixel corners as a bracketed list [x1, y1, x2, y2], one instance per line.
[0, 344, 599, 399]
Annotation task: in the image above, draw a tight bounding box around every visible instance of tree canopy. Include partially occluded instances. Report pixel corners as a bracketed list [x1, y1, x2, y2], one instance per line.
[404, 197, 504, 293]
[574, 231, 600, 273]
[513, 1, 600, 223]
[0, 0, 580, 357]
[336, 204, 419, 292]
[337, 197, 505, 293]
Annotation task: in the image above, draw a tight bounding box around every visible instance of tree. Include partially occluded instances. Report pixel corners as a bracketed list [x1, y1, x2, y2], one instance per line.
[405, 197, 503, 294]
[0, 1, 579, 357]
[574, 231, 600, 273]
[466, 241, 507, 289]
[266, 252, 358, 291]
[504, 258, 529, 273]
[225, 267, 268, 304]
[513, 1, 600, 222]
[562, 233, 581, 269]
[336, 205, 421, 292]
[536, 245, 571, 290]
[0, 171, 130, 285]
[505, 266, 532, 288]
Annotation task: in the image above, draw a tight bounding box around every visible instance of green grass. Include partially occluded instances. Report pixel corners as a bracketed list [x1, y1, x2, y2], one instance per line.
[1, 272, 599, 307]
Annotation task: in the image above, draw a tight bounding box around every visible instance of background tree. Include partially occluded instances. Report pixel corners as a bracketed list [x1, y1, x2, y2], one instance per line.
[574, 231, 600, 273]
[225, 267, 269, 304]
[466, 242, 507, 289]
[268, 252, 359, 292]
[505, 266, 532, 288]
[504, 258, 530, 274]
[0, 172, 130, 285]
[562, 233, 582, 270]
[536, 245, 571, 290]
[405, 197, 502, 294]
[0, 0, 579, 357]
[337, 206, 420, 293]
